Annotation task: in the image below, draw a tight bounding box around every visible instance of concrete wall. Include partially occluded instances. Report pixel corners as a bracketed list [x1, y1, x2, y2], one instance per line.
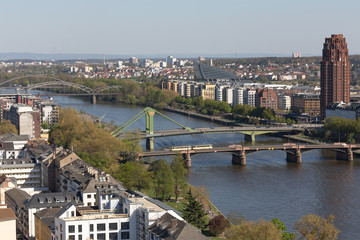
[0, 219, 16, 240]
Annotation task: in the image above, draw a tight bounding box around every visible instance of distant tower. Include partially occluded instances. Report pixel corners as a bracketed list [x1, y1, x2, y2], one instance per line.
[320, 34, 350, 119]
[103, 53, 106, 65]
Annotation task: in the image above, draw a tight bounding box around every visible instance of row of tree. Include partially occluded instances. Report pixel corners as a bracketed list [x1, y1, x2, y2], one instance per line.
[323, 116, 360, 143]
[209, 213, 339, 240]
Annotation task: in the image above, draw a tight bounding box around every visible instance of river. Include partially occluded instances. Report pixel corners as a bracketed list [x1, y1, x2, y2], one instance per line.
[52, 96, 359, 239]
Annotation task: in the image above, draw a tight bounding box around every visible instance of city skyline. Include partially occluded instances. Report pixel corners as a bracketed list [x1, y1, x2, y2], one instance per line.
[1, 0, 360, 57]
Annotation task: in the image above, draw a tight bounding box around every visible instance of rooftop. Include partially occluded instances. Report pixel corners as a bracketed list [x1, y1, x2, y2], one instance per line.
[194, 62, 241, 81]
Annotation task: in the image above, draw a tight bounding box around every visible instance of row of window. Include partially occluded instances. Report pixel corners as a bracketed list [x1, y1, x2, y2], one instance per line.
[67, 232, 130, 240]
[89, 222, 129, 232]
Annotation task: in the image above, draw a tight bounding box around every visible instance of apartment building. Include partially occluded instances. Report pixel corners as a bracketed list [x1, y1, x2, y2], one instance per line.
[233, 88, 244, 106]
[256, 88, 278, 110]
[199, 84, 215, 100]
[291, 93, 320, 116]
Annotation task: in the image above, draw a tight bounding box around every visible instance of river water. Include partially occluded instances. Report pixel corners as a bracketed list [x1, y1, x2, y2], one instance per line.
[53, 96, 359, 239]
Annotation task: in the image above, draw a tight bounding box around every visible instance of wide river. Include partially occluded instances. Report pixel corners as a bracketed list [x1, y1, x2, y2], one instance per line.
[53, 95, 359, 239]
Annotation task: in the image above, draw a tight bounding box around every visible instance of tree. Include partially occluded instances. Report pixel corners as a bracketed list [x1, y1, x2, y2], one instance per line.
[0, 120, 17, 135]
[170, 155, 187, 202]
[209, 215, 231, 236]
[183, 190, 206, 229]
[152, 159, 174, 200]
[272, 218, 296, 240]
[294, 214, 340, 240]
[224, 219, 283, 240]
[118, 161, 152, 191]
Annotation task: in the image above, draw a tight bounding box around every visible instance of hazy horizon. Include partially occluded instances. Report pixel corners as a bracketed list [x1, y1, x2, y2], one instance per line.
[1, 0, 359, 57]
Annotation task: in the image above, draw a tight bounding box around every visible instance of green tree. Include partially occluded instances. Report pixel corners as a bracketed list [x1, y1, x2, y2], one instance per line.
[118, 161, 152, 191]
[41, 122, 51, 129]
[0, 120, 17, 135]
[294, 214, 340, 240]
[183, 190, 206, 229]
[272, 218, 296, 240]
[170, 155, 187, 202]
[224, 219, 282, 240]
[152, 159, 174, 200]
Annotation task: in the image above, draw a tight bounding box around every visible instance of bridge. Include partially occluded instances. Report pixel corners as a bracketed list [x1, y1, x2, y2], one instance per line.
[112, 107, 320, 150]
[0, 75, 124, 104]
[139, 143, 359, 167]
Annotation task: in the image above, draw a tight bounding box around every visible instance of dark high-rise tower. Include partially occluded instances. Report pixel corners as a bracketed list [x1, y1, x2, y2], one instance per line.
[320, 34, 350, 119]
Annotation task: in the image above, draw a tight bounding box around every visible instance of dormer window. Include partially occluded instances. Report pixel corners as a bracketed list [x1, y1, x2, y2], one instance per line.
[39, 198, 44, 203]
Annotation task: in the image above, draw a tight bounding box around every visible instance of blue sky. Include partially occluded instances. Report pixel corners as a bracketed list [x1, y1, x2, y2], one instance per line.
[1, 0, 359, 57]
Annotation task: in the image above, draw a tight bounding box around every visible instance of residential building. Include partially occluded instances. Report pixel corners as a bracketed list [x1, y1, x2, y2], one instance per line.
[320, 34, 350, 119]
[0, 133, 29, 159]
[0, 175, 17, 204]
[200, 84, 215, 100]
[278, 95, 291, 110]
[166, 56, 176, 66]
[5, 188, 31, 238]
[3, 104, 41, 138]
[0, 208, 16, 240]
[225, 88, 234, 105]
[39, 102, 59, 127]
[55, 204, 130, 240]
[129, 57, 138, 65]
[243, 89, 256, 107]
[233, 88, 244, 106]
[291, 93, 320, 116]
[148, 212, 210, 240]
[256, 88, 278, 110]
[34, 207, 61, 240]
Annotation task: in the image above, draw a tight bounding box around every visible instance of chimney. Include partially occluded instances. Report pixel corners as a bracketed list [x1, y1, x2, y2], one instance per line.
[171, 219, 178, 228]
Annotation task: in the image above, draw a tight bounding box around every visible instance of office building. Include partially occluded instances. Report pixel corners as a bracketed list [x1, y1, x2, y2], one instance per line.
[320, 34, 350, 119]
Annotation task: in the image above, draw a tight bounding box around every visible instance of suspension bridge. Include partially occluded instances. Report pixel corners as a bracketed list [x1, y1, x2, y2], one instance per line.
[111, 107, 318, 150]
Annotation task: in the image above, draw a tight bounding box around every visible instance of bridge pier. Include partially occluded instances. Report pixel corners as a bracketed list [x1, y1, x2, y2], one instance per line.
[182, 152, 191, 168]
[286, 148, 302, 163]
[91, 95, 96, 104]
[336, 148, 353, 161]
[244, 134, 255, 142]
[232, 150, 246, 165]
[146, 138, 154, 150]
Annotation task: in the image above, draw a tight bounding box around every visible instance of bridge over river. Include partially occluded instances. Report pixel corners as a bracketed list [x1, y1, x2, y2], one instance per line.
[139, 143, 359, 167]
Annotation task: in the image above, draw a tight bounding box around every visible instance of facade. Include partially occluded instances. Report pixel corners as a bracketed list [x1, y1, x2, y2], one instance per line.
[320, 34, 350, 119]
[278, 95, 291, 110]
[39, 102, 59, 127]
[0, 208, 16, 240]
[55, 204, 131, 240]
[225, 88, 234, 105]
[233, 88, 244, 106]
[291, 93, 321, 116]
[243, 89, 256, 107]
[0, 175, 17, 204]
[4, 104, 41, 138]
[199, 84, 215, 100]
[256, 88, 277, 110]
[34, 208, 61, 240]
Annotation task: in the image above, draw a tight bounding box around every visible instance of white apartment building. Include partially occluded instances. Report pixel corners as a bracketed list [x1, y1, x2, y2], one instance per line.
[278, 95, 291, 110]
[40, 102, 59, 127]
[233, 88, 244, 106]
[225, 88, 234, 105]
[215, 85, 226, 101]
[166, 55, 176, 66]
[243, 89, 256, 107]
[97, 190, 183, 240]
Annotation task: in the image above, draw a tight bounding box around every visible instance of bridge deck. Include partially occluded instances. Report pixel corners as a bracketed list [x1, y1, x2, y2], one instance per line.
[139, 143, 360, 157]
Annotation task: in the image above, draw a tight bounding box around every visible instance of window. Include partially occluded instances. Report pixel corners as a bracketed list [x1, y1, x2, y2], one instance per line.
[87, 194, 91, 198]
[97, 223, 106, 231]
[97, 233, 106, 240]
[90, 224, 93, 232]
[90, 234, 94, 240]
[121, 231, 130, 239]
[121, 222, 129, 230]
[68, 225, 75, 233]
[60, 224, 63, 232]
[68, 235, 75, 240]
[109, 232, 118, 240]
[78, 225, 82, 233]
[109, 222, 117, 230]
[78, 235, 82, 240]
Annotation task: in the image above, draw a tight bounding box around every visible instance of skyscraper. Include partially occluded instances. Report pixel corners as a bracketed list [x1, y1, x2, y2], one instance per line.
[320, 34, 350, 119]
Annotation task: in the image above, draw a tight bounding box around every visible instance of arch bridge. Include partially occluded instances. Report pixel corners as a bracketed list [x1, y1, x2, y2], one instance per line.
[0, 75, 124, 104]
